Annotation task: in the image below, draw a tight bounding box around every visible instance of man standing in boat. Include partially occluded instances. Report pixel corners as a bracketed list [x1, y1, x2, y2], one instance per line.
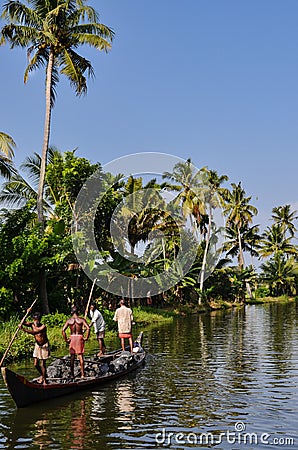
[62, 306, 90, 379]
[89, 302, 106, 357]
[19, 311, 50, 384]
[113, 299, 134, 353]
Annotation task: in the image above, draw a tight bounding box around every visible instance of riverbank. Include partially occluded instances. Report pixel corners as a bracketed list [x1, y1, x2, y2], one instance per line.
[173, 295, 298, 314]
[246, 295, 297, 305]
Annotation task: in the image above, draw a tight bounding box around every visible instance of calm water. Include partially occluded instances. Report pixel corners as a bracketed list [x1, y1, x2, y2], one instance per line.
[0, 303, 297, 449]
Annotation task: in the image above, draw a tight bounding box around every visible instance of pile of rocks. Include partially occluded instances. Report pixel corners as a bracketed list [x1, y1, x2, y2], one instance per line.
[46, 350, 139, 383]
[109, 351, 136, 374]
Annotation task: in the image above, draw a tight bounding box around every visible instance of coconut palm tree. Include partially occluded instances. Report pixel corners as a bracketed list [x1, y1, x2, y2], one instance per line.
[271, 205, 297, 239]
[0, 131, 16, 179]
[260, 255, 298, 296]
[224, 223, 261, 263]
[1, 0, 114, 225]
[113, 176, 167, 256]
[1, 1, 113, 313]
[198, 169, 228, 297]
[223, 182, 258, 270]
[163, 158, 205, 234]
[0, 148, 62, 211]
[260, 224, 297, 259]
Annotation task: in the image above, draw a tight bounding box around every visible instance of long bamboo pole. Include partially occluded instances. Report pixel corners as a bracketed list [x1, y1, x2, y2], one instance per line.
[0, 298, 38, 368]
[84, 278, 97, 320]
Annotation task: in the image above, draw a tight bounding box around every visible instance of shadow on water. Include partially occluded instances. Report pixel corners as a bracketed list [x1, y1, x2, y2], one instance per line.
[0, 303, 297, 449]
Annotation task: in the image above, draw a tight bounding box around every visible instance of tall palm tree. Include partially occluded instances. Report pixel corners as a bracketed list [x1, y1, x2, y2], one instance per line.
[1, 0, 114, 225]
[163, 158, 205, 234]
[223, 182, 258, 270]
[0, 131, 16, 179]
[198, 169, 228, 296]
[1, 1, 113, 313]
[113, 176, 166, 256]
[224, 223, 261, 263]
[271, 205, 297, 239]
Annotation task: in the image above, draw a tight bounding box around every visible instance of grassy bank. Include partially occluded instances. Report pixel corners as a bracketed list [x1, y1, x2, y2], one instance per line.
[246, 295, 297, 305]
[0, 307, 175, 364]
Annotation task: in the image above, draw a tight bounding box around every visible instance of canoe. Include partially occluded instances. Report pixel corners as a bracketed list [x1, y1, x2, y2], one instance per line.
[1, 332, 145, 408]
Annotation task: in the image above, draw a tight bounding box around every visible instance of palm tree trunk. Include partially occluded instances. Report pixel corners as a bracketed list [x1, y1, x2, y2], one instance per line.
[199, 208, 212, 305]
[237, 226, 252, 299]
[36, 49, 54, 314]
[238, 226, 244, 271]
[37, 50, 53, 225]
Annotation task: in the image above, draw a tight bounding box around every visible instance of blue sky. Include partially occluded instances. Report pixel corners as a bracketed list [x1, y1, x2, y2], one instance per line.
[0, 0, 297, 230]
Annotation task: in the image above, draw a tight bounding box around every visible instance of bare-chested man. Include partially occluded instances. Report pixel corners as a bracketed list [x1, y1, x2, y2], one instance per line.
[62, 306, 90, 379]
[20, 311, 50, 384]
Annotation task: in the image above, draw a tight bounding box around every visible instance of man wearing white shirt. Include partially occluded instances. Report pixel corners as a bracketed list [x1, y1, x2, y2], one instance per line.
[89, 302, 106, 356]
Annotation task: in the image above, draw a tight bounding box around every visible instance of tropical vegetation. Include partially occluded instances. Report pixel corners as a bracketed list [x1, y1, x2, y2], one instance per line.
[0, 1, 297, 331]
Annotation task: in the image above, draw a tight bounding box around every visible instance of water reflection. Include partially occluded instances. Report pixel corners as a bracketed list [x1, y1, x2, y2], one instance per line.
[66, 400, 87, 450]
[32, 419, 52, 450]
[116, 383, 134, 414]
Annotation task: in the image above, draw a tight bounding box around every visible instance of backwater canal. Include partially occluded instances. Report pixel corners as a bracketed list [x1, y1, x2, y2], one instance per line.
[0, 303, 297, 449]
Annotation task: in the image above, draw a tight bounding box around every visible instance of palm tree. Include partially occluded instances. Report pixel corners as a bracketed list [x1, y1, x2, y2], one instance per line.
[260, 255, 298, 296]
[198, 169, 228, 296]
[1, 1, 113, 313]
[0, 148, 61, 211]
[271, 205, 297, 239]
[1, 0, 114, 225]
[224, 223, 261, 264]
[260, 224, 297, 259]
[163, 158, 205, 235]
[0, 131, 16, 179]
[223, 182, 258, 270]
[113, 176, 166, 256]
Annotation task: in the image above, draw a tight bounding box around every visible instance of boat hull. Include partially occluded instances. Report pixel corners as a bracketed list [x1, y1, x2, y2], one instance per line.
[1, 333, 145, 408]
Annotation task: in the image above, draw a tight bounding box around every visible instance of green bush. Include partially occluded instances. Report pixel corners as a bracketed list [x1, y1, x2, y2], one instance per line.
[255, 286, 270, 298]
[102, 309, 118, 332]
[0, 287, 14, 319]
[42, 312, 68, 327]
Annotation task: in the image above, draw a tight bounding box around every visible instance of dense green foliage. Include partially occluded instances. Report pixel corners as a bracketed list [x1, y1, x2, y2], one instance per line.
[0, 149, 297, 320]
[0, 2, 297, 335]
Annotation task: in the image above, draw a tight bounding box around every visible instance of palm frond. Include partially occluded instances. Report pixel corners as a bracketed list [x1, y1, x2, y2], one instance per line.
[60, 48, 91, 95]
[1, 2, 42, 28]
[0, 173, 37, 208]
[73, 31, 112, 51]
[0, 131, 16, 158]
[0, 155, 17, 179]
[20, 152, 41, 185]
[24, 46, 47, 82]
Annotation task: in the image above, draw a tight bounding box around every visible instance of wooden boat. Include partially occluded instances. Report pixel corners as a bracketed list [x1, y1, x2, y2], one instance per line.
[1, 332, 145, 408]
